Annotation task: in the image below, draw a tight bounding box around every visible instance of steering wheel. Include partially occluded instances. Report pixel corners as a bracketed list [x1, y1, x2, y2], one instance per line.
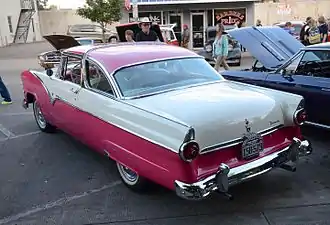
[303, 61, 322, 74]
[70, 69, 82, 84]
[89, 69, 102, 88]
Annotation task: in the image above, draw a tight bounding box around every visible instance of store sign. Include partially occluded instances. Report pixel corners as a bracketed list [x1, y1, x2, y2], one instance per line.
[277, 4, 292, 15]
[129, 12, 162, 24]
[214, 9, 246, 25]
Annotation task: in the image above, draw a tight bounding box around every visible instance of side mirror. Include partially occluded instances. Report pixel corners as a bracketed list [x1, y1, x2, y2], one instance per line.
[46, 69, 53, 77]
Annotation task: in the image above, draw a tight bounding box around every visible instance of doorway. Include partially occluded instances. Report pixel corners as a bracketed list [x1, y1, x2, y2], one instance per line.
[168, 13, 182, 45]
[191, 12, 205, 48]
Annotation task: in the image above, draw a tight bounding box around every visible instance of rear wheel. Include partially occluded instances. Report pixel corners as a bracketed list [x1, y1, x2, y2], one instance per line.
[109, 36, 117, 43]
[33, 101, 56, 133]
[116, 162, 150, 192]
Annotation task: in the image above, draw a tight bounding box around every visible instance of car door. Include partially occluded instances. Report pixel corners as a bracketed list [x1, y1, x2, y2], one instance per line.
[265, 50, 330, 126]
[46, 55, 84, 136]
[70, 58, 119, 153]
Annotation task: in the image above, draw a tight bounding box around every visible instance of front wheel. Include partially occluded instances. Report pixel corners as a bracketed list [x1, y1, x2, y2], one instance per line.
[33, 101, 56, 133]
[116, 162, 150, 192]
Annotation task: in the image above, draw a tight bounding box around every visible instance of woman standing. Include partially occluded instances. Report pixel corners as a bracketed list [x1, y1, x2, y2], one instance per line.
[304, 18, 321, 45]
[213, 23, 230, 71]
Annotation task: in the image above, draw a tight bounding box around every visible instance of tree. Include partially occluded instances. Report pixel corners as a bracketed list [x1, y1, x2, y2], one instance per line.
[37, 0, 48, 10]
[77, 0, 123, 42]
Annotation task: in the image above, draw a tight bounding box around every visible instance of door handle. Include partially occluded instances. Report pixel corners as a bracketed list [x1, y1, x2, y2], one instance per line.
[70, 87, 80, 94]
[321, 88, 330, 92]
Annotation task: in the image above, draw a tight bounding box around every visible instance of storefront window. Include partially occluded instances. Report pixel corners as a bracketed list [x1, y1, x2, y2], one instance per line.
[214, 8, 246, 25]
[129, 12, 162, 24]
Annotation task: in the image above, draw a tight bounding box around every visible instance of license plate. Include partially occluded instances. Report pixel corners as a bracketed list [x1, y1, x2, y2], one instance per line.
[241, 132, 263, 160]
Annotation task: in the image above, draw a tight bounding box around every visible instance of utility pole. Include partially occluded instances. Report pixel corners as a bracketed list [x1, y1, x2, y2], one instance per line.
[132, 0, 139, 21]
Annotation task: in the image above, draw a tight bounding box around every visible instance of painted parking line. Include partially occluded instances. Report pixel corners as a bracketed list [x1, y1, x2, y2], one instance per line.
[0, 112, 32, 116]
[0, 123, 15, 138]
[0, 180, 122, 225]
[0, 131, 41, 142]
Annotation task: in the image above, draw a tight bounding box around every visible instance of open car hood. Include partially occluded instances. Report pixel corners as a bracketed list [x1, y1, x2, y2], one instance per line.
[43, 35, 80, 50]
[115, 22, 164, 42]
[227, 26, 304, 69]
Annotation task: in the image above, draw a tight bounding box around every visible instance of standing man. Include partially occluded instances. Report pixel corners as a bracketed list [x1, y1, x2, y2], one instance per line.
[300, 17, 312, 45]
[135, 17, 159, 42]
[181, 24, 190, 48]
[0, 76, 12, 105]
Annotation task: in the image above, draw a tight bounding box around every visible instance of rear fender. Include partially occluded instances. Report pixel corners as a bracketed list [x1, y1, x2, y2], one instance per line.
[21, 70, 54, 123]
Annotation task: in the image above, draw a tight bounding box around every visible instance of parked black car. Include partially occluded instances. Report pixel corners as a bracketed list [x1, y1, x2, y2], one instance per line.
[197, 26, 242, 66]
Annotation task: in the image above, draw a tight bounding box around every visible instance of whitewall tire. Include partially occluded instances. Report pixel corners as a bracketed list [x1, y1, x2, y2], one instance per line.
[33, 101, 56, 133]
[116, 162, 149, 192]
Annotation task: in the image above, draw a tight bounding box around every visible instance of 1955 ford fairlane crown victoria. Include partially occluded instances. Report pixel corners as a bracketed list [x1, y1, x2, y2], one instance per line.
[21, 42, 312, 200]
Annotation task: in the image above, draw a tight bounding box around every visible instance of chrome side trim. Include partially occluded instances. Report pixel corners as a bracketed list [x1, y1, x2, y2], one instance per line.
[304, 121, 330, 130]
[200, 124, 283, 154]
[47, 96, 181, 154]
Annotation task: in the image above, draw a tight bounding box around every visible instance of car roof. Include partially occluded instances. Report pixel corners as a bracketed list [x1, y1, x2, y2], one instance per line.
[64, 42, 199, 73]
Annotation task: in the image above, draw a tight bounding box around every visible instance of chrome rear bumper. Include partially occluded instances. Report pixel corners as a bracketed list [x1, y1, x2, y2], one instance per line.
[175, 137, 312, 200]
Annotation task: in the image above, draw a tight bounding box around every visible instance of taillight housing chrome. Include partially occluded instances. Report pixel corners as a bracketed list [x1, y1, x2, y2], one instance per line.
[294, 108, 307, 125]
[179, 141, 200, 162]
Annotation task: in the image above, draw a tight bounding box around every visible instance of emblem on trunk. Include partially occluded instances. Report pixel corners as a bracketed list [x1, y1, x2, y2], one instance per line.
[245, 119, 251, 133]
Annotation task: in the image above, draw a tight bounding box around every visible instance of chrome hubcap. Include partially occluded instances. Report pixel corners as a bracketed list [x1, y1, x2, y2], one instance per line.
[34, 103, 46, 128]
[119, 165, 138, 182]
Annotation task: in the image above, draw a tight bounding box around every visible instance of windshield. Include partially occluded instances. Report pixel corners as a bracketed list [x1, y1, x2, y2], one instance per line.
[113, 58, 223, 98]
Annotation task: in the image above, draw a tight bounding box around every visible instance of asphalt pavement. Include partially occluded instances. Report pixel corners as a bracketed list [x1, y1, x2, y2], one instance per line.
[0, 42, 330, 225]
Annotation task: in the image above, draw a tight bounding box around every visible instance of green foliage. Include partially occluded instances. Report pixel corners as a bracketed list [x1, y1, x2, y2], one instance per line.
[37, 0, 48, 9]
[76, 0, 123, 26]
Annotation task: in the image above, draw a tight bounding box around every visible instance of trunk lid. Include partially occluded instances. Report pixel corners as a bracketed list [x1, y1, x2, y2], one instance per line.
[227, 26, 304, 69]
[128, 81, 285, 150]
[43, 35, 80, 50]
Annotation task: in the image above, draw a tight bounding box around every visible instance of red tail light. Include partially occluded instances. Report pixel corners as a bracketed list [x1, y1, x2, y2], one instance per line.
[294, 108, 307, 125]
[179, 141, 200, 162]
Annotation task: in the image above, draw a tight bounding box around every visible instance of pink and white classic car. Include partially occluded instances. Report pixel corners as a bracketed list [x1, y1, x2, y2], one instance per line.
[21, 42, 312, 200]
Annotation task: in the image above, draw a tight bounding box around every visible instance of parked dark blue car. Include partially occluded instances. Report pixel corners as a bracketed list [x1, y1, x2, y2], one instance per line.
[221, 26, 330, 129]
